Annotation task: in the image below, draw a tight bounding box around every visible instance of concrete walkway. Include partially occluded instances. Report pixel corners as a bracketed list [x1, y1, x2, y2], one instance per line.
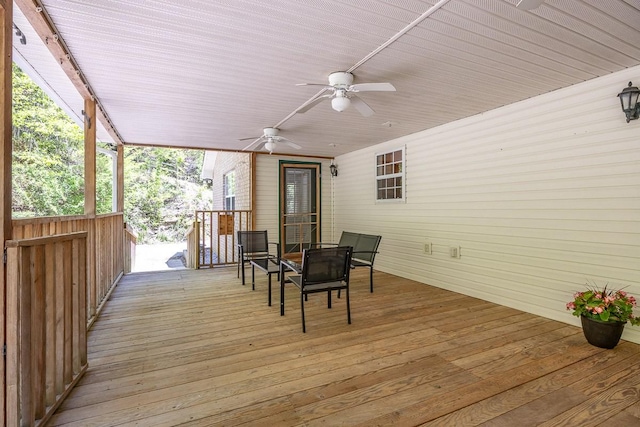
[132, 242, 187, 272]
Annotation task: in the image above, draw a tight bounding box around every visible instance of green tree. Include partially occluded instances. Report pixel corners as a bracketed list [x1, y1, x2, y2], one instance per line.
[124, 147, 211, 243]
[13, 63, 212, 243]
[12, 63, 113, 217]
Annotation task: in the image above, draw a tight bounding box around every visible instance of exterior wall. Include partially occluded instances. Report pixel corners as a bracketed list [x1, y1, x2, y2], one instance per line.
[255, 154, 335, 250]
[205, 152, 334, 257]
[199, 151, 251, 264]
[210, 151, 251, 210]
[334, 65, 640, 344]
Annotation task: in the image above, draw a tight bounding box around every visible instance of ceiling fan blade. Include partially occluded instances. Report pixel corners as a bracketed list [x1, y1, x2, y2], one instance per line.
[516, 0, 545, 10]
[254, 140, 267, 151]
[239, 135, 262, 141]
[351, 95, 375, 117]
[296, 95, 331, 114]
[351, 82, 396, 92]
[282, 140, 301, 150]
[296, 83, 331, 88]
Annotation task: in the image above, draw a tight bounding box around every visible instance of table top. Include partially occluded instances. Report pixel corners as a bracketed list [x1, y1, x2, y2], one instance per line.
[250, 258, 280, 273]
[280, 258, 302, 273]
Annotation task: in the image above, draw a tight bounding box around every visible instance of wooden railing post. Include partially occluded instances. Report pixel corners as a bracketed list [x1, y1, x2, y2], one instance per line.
[0, 1, 13, 424]
[192, 211, 254, 268]
[123, 222, 137, 274]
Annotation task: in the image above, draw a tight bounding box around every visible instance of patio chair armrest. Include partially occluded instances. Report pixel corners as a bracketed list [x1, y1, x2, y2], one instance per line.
[353, 250, 377, 254]
[309, 242, 339, 248]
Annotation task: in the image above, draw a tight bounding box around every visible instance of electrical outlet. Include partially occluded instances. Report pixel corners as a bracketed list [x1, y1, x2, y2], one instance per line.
[450, 246, 461, 258]
[424, 242, 432, 255]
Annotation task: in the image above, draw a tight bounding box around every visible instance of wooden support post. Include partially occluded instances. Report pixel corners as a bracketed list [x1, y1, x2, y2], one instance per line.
[116, 144, 124, 213]
[0, 1, 13, 424]
[84, 98, 97, 317]
[250, 152, 257, 230]
[84, 98, 96, 216]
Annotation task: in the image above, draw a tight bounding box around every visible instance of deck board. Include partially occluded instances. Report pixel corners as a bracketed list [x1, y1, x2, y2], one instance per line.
[49, 267, 640, 426]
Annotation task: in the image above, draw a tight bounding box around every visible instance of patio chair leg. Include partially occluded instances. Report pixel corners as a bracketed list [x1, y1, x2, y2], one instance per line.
[301, 292, 306, 333]
[327, 290, 332, 309]
[370, 267, 374, 292]
[346, 288, 351, 324]
[241, 260, 246, 285]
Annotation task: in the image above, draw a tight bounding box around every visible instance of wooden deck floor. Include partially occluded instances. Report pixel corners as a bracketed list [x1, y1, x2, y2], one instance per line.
[49, 267, 640, 426]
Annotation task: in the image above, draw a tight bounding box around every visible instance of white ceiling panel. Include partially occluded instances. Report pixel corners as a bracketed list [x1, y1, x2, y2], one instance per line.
[11, 0, 640, 157]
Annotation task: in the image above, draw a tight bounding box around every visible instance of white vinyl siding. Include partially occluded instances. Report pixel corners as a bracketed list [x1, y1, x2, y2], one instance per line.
[334, 65, 640, 344]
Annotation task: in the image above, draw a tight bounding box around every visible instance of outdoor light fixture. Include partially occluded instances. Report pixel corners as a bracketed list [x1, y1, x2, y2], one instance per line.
[617, 81, 640, 123]
[13, 24, 26, 45]
[81, 109, 92, 129]
[330, 162, 338, 177]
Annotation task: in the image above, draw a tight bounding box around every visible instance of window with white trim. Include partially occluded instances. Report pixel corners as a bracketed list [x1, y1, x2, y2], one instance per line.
[223, 171, 235, 210]
[376, 147, 405, 202]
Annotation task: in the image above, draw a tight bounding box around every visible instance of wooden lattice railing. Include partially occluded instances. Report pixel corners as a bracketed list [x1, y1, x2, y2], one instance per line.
[191, 210, 253, 268]
[5, 232, 88, 427]
[12, 213, 125, 325]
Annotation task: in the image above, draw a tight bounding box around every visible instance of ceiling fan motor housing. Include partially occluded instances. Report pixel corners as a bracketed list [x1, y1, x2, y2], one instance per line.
[263, 127, 279, 137]
[329, 72, 354, 88]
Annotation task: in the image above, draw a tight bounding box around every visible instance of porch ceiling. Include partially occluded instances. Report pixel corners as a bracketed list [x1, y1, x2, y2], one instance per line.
[11, 0, 640, 157]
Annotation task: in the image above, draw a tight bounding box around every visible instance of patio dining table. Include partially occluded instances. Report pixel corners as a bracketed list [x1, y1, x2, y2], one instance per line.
[250, 258, 280, 306]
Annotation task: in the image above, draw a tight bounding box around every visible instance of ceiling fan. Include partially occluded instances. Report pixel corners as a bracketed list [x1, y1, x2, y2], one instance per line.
[296, 71, 396, 117]
[239, 127, 301, 153]
[516, 0, 545, 10]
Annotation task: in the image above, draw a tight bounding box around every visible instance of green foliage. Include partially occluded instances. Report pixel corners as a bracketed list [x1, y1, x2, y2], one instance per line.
[567, 283, 640, 326]
[12, 63, 213, 243]
[124, 147, 212, 243]
[12, 63, 113, 217]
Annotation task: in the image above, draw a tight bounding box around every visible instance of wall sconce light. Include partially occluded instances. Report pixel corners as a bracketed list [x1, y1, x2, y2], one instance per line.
[330, 162, 338, 177]
[81, 109, 92, 129]
[13, 24, 27, 45]
[617, 81, 640, 123]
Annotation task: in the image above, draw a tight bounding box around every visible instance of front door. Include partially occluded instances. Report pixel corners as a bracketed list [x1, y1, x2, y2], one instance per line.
[279, 162, 320, 258]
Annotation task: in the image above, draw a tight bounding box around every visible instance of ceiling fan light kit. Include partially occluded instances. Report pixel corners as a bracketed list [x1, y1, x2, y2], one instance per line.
[296, 71, 396, 116]
[264, 140, 276, 153]
[331, 95, 351, 112]
[239, 127, 302, 153]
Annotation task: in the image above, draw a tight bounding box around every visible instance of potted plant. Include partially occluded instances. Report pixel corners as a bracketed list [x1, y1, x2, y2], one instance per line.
[566, 283, 640, 349]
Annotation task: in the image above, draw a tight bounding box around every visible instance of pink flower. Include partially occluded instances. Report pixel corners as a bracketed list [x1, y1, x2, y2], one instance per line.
[566, 302, 575, 310]
[594, 306, 604, 314]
